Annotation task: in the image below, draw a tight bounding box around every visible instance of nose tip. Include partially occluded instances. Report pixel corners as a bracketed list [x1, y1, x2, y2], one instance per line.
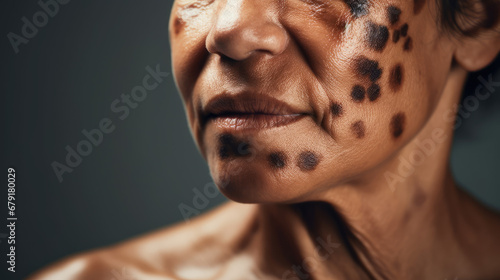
[205, 3, 288, 61]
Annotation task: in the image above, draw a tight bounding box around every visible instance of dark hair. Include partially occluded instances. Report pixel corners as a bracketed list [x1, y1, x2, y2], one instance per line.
[437, 0, 500, 37]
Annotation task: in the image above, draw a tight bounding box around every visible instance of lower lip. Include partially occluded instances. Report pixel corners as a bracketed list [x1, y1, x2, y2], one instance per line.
[210, 114, 306, 131]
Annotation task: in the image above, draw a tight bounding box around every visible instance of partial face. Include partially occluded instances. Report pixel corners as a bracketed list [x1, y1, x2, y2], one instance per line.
[169, 0, 454, 203]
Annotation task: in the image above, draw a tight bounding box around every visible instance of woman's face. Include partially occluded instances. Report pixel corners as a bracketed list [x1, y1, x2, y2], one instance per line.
[169, 0, 454, 203]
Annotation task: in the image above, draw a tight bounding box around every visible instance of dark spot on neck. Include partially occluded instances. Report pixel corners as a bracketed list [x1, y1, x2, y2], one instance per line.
[390, 112, 406, 139]
[389, 64, 404, 92]
[268, 152, 287, 169]
[330, 102, 344, 117]
[351, 120, 366, 139]
[387, 6, 402, 26]
[393, 29, 401, 43]
[367, 84, 381, 101]
[218, 134, 251, 159]
[343, 0, 370, 18]
[403, 37, 413, 51]
[400, 23, 409, 37]
[366, 21, 389, 52]
[354, 56, 383, 82]
[351, 85, 366, 102]
[413, 0, 426, 14]
[297, 151, 320, 171]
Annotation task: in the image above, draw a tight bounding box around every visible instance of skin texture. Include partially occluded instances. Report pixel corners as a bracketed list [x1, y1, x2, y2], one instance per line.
[28, 0, 500, 279]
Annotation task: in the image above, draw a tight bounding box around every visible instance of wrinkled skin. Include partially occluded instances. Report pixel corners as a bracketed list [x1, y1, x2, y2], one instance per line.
[29, 0, 500, 279]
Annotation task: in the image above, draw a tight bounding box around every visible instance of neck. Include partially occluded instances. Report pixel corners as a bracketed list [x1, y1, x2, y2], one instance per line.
[253, 67, 500, 279]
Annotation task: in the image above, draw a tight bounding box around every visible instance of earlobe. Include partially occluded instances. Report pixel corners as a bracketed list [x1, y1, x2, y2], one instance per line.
[454, 34, 500, 72]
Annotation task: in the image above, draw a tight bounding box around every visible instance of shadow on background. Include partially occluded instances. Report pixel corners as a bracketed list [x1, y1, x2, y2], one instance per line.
[0, 0, 498, 279]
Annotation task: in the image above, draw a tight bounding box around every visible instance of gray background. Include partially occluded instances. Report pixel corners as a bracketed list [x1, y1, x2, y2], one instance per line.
[0, 1, 499, 279]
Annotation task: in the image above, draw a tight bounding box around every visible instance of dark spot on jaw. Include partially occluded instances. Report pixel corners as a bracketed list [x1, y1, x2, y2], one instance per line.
[413, 187, 427, 207]
[351, 120, 366, 139]
[330, 102, 344, 117]
[218, 134, 251, 159]
[414, 0, 426, 14]
[268, 152, 287, 169]
[393, 29, 401, 43]
[403, 37, 413, 51]
[400, 23, 409, 37]
[390, 112, 406, 139]
[343, 0, 370, 18]
[366, 21, 389, 52]
[387, 6, 402, 26]
[351, 85, 366, 102]
[297, 151, 320, 171]
[367, 84, 381, 101]
[389, 64, 404, 92]
[354, 57, 382, 82]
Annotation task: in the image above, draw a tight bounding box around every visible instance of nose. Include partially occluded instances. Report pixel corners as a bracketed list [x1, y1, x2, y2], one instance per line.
[206, 0, 289, 61]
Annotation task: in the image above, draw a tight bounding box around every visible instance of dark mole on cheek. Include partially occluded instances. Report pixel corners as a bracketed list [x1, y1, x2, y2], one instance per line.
[351, 85, 366, 102]
[403, 37, 413, 51]
[355, 57, 382, 82]
[389, 64, 404, 92]
[174, 17, 185, 35]
[330, 102, 344, 117]
[366, 21, 389, 52]
[393, 30, 401, 43]
[343, 0, 370, 18]
[413, 0, 426, 14]
[400, 23, 409, 37]
[268, 152, 287, 169]
[297, 151, 320, 171]
[351, 120, 366, 139]
[218, 134, 251, 159]
[367, 84, 381, 101]
[387, 6, 402, 26]
[390, 112, 406, 139]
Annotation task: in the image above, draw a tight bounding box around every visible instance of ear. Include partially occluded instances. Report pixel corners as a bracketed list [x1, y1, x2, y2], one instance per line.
[454, 31, 500, 72]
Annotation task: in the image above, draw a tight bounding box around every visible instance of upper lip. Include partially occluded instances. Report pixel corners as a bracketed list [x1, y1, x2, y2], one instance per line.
[200, 93, 306, 123]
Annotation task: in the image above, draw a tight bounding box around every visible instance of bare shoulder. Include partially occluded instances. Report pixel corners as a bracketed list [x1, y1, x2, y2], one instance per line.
[27, 202, 258, 280]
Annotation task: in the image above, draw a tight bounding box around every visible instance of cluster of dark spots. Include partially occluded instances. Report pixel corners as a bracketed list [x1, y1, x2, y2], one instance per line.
[413, 0, 426, 15]
[343, 0, 370, 18]
[351, 120, 366, 139]
[351, 85, 366, 102]
[387, 6, 402, 26]
[218, 134, 251, 159]
[268, 152, 287, 169]
[355, 56, 382, 82]
[297, 151, 320, 171]
[367, 84, 381, 101]
[389, 64, 404, 92]
[390, 112, 406, 139]
[366, 21, 389, 52]
[330, 102, 344, 117]
[403, 37, 413, 51]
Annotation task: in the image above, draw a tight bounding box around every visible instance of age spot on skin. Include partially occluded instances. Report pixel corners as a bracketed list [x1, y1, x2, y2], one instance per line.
[390, 112, 406, 139]
[343, 0, 370, 18]
[297, 151, 320, 171]
[367, 84, 381, 101]
[414, 0, 426, 14]
[173, 16, 185, 35]
[366, 21, 389, 52]
[330, 102, 344, 117]
[354, 56, 382, 82]
[268, 152, 287, 169]
[351, 85, 366, 102]
[218, 134, 251, 159]
[393, 29, 401, 43]
[403, 37, 413, 51]
[351, 120, 366, 139]
[387, 6, 402, 26]
[400, 23, 409, 37]
[389, 64, 404, 92]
